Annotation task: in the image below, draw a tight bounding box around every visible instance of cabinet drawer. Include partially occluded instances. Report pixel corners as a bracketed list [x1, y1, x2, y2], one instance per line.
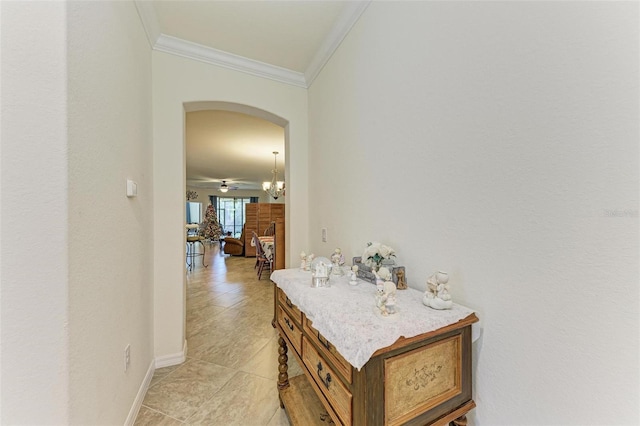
[305, 319, 352, 384]
[278, 288, 302, 324]
[303, 338, 352, 426]
[278, 306, 302, 355]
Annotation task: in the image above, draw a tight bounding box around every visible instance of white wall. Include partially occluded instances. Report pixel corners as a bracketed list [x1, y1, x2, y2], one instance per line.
[308, 2, 638, 424]
[153, 52, 308, 361]
[66, 2, 154, 423]
[1, 2, 70, 423]
[1, 1, 154, 423]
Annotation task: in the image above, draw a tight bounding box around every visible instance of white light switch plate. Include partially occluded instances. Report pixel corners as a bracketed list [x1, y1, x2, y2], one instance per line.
[126, 179, 137, 197]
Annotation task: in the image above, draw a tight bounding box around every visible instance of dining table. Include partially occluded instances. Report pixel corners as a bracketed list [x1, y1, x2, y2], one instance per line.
[257, 236, 274, 261]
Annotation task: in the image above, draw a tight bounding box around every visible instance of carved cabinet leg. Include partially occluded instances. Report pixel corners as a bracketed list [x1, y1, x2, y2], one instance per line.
[450, 415, 468, 426]
[277, 335, 289, 391]
[272, 286, 277, 328]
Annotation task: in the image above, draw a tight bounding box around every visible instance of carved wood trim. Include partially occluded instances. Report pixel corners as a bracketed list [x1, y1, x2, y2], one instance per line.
[372, 313, 478, 358]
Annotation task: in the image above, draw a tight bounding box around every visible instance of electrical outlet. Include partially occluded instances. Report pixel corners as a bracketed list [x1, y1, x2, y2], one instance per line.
[124, 344, 130, 371]
[321, 228, 327, 242]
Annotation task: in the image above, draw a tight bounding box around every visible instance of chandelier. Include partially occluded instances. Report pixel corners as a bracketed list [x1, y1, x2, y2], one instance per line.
[262, 151, 285, 200]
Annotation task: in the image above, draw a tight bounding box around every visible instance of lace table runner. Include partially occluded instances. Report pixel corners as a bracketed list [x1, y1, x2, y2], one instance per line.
[271, 268, 475, 370]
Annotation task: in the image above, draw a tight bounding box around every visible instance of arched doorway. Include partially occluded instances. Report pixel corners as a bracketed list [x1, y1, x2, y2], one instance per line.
[153, 99, 299, 368]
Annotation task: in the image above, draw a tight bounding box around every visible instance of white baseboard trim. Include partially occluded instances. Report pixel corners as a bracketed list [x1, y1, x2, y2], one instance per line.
[154, 340, 187, 369]
[124, 359, 155, 426]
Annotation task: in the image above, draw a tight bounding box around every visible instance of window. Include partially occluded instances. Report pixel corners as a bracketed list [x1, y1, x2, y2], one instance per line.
[186, 202, 202, 224]
[216, 197, 251, 238]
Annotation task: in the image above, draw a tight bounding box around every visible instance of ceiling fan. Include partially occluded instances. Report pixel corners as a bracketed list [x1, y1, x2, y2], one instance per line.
[219, 180, 239, 193]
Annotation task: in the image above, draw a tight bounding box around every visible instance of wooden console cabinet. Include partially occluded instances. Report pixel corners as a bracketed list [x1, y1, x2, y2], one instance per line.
[274, 285, 478, 426]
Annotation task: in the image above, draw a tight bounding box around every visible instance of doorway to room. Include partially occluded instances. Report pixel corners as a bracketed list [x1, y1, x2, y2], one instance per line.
[153, 97, 301, 370]
[183, 101, 289, 262]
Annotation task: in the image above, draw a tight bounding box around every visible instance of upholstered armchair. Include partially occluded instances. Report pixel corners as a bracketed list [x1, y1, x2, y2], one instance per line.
[223, 225, 245, 256]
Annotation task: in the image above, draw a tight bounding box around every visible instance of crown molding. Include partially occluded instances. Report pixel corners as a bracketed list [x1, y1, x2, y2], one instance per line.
[305, 1, 371, 87]
[135, 1, 369, 88]
[133, 0, 161, 48]
[154, 34, 307, 88]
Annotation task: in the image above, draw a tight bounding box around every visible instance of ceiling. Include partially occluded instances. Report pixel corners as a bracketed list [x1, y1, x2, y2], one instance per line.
[153, 1, 345, 74]
[186, 110, 285, 190]
[135, 1, 370, 192]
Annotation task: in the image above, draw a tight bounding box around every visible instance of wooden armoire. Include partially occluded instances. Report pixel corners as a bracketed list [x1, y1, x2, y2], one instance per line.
[244, 203, 285, 257]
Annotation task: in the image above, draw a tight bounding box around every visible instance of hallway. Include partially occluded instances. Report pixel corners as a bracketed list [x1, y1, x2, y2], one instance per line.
[134, 244, 301, 425]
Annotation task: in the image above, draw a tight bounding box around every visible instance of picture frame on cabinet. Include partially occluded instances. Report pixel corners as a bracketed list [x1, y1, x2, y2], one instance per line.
[352, 257, 406, 288]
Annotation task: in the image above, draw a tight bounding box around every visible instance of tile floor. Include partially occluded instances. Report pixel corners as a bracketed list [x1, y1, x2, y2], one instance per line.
[134, 243, 302, 425]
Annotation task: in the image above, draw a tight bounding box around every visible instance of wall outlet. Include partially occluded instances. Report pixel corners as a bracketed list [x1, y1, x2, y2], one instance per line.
[321, 228, 327, 242]
[124, 344, 130, 371]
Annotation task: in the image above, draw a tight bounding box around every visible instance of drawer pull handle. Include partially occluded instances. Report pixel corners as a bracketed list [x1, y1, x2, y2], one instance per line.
[316, 361, 332, 389]
[317, 332, 331, 351]
[285, 297, 294, 309]
[284, 317, 294, 332]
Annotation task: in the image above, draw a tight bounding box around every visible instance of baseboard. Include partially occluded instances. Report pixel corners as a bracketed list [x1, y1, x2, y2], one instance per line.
[124, 341, 187, 424]
[124, 359, 155, 426]
[154, 340, 187, 369]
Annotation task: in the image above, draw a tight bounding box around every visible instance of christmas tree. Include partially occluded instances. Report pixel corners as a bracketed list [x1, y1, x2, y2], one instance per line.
[203, 204, 222, 241]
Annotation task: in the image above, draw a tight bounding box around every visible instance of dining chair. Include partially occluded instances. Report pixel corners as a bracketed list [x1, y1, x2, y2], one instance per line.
[252, 231, 272, 279]
[263, 222, 275, 236]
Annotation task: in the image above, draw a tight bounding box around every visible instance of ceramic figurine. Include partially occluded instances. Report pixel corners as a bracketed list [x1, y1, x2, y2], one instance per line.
[382, 281, 397, 315]
[300, 251, 307, 270]
[423, 271, 453, 310]
[331, 248, 345, 266]
[376, 277, 397, 316]
[349, 265, 358, 285]
[377, 267, 392, 287]
[331, 248, 345, 276]
[375, 267, 390, 294]
[305, 253, 315, 271]
[396, 268, 407, 290]
[375, 267, 392, 312]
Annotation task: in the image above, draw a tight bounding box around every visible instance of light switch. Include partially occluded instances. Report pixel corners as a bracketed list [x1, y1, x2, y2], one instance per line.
[126, 179, 137, 197]
[321, 228, 327, 242]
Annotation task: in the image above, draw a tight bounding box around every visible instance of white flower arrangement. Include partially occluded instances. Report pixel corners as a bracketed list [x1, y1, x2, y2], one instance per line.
[362, 242, 396, 269]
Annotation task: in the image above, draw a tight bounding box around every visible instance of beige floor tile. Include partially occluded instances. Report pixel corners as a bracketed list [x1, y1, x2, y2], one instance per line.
[266, 407, 291, 426]
[185, 371, 281, 425]
[188, 333, 271, 369]
[205, 291, 248, 308]
[149, 364, 183, 388]
[186, 304, 230, 338]
[237, 336, 280, 380]
[136, 246, 300, 425]
[185, 323, 237, 352]
[211, 306, 276, 339]
[142, 359, 235, 421]
[238, 336, 304, 381]
[134, 406, 184, 426]
[208, 281, 248, 293]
